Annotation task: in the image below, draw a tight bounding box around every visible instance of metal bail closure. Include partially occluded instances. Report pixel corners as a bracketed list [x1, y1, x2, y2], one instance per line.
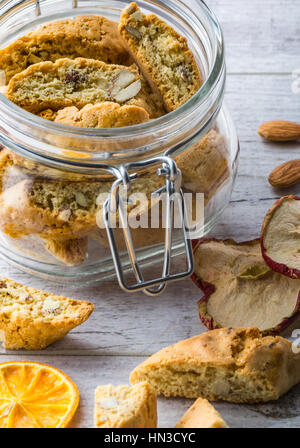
[102, 156, 194, 296]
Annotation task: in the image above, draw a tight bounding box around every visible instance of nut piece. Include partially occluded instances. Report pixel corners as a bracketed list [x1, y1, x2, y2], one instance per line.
[98, 397, 119, 410]
[124, 4, 136, 15]
[110, 70, 142, 103]
[130, 10, 143, 21]
[180, 66, 190, 82]
[269, 159, 300, 188]
[258, 120, 300, 142]
[42, 299, 61, 316]
[125, 25, 142, 39]
[75, 192, 87, 207]
[58, 208, 72, 221]
[114, 79, 142, 103]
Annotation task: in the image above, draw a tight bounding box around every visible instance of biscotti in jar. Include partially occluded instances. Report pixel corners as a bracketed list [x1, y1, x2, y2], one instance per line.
[0, 0, 238, 287]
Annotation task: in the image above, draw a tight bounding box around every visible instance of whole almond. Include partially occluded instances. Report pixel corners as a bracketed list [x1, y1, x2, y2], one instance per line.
[258, 120, 300, 142]
[269, 159, 300, 188]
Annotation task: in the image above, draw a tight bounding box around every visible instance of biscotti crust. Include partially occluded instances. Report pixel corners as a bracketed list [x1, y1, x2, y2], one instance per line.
[55, 102, 150, 128]
[0, 15, 131, 84]
[119, 3, 203, 111]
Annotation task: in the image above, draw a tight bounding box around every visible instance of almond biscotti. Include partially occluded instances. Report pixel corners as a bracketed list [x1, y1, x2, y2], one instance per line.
[55, 102, 150, 128]
[0, 15, 131, 84]
[176, 398, 228, 428]
[94, 382, 157, 428]
[0, 277, 94, 350]
[130, 327, 300, 403]
[0, 177, 112, 240]
[6, 58, 143, 113]
[0, 172, 165, 240]
[119, 3, 203, 111]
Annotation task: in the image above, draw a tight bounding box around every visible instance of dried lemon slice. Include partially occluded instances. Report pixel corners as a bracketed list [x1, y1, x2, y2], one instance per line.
[0, 361, 79, 428]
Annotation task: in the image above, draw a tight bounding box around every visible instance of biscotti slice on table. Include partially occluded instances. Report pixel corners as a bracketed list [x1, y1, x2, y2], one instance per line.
[119, 3, 203, 111]
[130, 327, 300, 403]
[94, 382, 157, 428]
[176, 398, 228, 428]
[0, 15, 131, 84]
[0, 277, 94, 350]
[6, 58, 144, 113]
[55, 102, 150, 128]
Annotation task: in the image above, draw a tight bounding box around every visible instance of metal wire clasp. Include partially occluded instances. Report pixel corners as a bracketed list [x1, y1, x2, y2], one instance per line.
[102, 156, 194, 296]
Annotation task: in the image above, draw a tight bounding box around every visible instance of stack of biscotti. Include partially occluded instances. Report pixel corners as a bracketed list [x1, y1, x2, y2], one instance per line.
[0, 4, 231, 265]
[0, 15, 131, 83]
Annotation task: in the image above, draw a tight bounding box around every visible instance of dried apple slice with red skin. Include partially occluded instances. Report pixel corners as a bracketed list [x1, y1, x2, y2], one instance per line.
[191, 238, 300, 335]
[261, 196, 300, 279]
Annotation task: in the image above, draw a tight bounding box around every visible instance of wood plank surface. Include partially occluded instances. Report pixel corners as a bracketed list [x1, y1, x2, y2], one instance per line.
[0, 0, 300, 428]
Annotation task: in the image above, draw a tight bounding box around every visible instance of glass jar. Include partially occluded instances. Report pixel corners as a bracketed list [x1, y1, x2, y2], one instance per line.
[0, 0, 239, 291]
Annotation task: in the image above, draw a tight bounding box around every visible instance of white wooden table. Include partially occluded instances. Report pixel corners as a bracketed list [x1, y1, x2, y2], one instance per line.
[1, 0, 300, 428]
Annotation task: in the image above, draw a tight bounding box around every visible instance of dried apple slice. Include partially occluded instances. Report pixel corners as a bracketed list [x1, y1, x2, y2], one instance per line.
[261, 196, 300, 279]
[192, 238, 300, 335]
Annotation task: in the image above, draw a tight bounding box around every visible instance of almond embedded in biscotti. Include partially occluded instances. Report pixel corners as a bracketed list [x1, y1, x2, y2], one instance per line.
[258, 120, 300, 142]
[114, 79, 142, 102]
[269, 159, 300, 188]
[110, 70, 141, 102]
[111, 70, 136, 93]
[0, 70, 6, 86]
[75, 191, 87, 207]
[42, 299, 61, 316]
[130, 10, 143, 22]
[58, 208, 72, 221]
[98, 397, 119, 410]
[180, 66, 191, 82]
[125, 25, 142, 39]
